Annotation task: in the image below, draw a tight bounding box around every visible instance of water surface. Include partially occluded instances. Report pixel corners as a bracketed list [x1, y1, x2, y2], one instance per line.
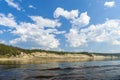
[0, 59, 120, 80]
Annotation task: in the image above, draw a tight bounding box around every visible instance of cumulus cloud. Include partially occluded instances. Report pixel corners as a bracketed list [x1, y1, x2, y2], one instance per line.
[54, 7, 90, 29]
[0, 13, 17, 27]
[65, 29, 87, 47]
[0, 13, 64, 49]
[10, 16, 62, 49]
[54, 7, 90, 47]
[71, 12, 90, 28]
[1, 7, 120, 51]
[5, 0, 21, 10]
[10, 17, 62, 49]
[28, 5, 36, 9]
[104, 1, 115, 8]
[54, 8, 120, 47]
[54, 7, 79, 20]
[54, 7, 90, 35]
[66, 19, 120, 47]
[30, 16, 61, 28]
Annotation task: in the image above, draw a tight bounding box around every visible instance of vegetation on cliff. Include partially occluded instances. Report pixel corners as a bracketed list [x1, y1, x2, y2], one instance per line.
[0, 43, 120, 58]
[0, 44, 92, 57]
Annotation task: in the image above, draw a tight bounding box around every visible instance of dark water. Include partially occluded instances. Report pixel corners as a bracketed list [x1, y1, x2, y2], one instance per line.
[0, 60, 120, 80]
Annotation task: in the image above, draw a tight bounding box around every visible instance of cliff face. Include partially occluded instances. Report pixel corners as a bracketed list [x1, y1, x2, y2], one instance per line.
[0, 44, 21, 57]
[27, 52, 120, 60]
[0, 44, 120, 60]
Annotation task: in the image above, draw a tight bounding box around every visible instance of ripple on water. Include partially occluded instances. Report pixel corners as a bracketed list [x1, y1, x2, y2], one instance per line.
[0, 60, 120, 80]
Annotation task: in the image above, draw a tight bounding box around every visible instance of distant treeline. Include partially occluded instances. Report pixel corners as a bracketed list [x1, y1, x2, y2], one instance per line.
[0, 43, 120, 57]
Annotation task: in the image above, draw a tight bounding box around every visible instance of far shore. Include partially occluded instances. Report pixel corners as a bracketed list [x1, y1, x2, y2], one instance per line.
[0, 52, 119, 64]
[1, 43, 120, 63]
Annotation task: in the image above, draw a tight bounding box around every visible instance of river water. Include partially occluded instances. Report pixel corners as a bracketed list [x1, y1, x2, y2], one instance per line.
[0, 59, 120, 80]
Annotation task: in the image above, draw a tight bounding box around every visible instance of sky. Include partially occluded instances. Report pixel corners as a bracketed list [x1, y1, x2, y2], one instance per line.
[0, 0, 120, 53]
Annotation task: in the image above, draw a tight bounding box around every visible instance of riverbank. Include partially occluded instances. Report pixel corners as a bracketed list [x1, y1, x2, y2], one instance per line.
[0, 44, 120, 63]
[0, 52, 119, 62]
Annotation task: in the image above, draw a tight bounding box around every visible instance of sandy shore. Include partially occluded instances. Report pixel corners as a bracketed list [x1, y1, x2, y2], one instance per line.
[0, 52, 119, 63]
[0, 52, 118, 61]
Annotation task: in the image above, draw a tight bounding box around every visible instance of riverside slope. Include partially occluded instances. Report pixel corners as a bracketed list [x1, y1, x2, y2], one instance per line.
[0, 44, 120, 62]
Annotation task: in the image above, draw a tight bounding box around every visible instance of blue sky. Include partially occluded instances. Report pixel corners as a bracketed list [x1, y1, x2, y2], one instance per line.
[0, 0, 120, 53]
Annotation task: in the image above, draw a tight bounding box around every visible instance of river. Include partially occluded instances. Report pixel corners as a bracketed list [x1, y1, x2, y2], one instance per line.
[0, 59, 120, 80]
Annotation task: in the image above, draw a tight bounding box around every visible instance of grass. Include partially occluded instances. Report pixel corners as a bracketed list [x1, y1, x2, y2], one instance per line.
[0, 44, 21, 57]
[0, 43, 120, 58]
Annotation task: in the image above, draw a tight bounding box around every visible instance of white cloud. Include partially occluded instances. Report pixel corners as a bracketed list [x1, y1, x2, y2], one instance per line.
[28, 5, 36, 9]
[0, 13, 17, 27]
[112, 40, 120, 45]
[1, 7, 120, 51]
[54, 7, 90, 29]
[30, 16, 61, 28]
[54, 7, 79, 20]
[71, 12, 90, 28]
[65, 29, 87, 47]
[66, 19, 120, 47]
[54, 8, 90, 47]
[0, 30, 3, 34]
[5, 0, 21, 10]
[9, 16, 63, 49]
[0, 13, 64, 49]
[104, 1, 115, 8]
[54, 8, 120, 47]
[0, 40, 5, 44]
